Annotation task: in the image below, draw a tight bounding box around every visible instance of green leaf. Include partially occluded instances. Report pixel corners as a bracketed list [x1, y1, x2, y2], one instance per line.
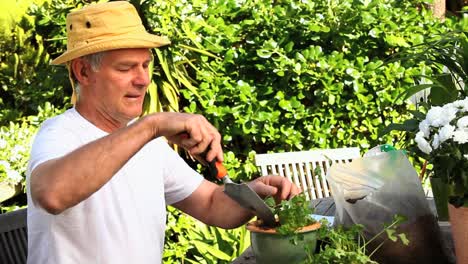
[385, 35, 410, 47]
[154, 48, 178, 91]
[192, 240, 232, 260]
[379, 119, 419, 136]
[429, 73, 460, 105]
[179, 44, 219, 59]
[398, 233, 410, 246]
[257, 49, 273, 59]
[395, 84, 433, 103]
[385, 229, 397, 242]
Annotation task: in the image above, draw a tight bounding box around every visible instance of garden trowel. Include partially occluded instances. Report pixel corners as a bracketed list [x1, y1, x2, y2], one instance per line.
[178, 132, 276, 226]
[208, 160, 277, 227]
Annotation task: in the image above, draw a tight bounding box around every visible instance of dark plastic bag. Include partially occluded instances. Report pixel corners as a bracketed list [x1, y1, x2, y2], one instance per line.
[326, 150, 452, 264]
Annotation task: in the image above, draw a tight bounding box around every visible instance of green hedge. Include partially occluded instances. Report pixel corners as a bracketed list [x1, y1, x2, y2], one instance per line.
[143, 0, 451, 180]
[0, 0, 72, 124]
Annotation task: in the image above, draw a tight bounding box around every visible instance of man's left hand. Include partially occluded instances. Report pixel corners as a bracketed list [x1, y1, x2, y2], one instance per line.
[247, 175, 301, 203]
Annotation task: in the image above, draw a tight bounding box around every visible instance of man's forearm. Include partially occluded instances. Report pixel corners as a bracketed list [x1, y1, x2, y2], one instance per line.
[174, 181, 255, 229]
[31, 116, 155, 214]
[210, 187, 255, 229]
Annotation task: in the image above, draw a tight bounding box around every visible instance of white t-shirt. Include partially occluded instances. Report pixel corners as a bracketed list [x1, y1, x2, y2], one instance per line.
[26, 108, 204, 264]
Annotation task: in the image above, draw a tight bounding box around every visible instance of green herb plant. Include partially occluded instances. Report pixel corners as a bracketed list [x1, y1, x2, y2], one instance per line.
[305, 214, 409, 264]
[264, 193, 316, 235]
[262, 193, 317, 246]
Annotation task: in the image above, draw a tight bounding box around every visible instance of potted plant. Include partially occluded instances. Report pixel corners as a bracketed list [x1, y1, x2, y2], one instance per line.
[382, 22, 467, 217]
[245, 193, 321, 264]
[246, 192, 410, 264]
[412, 98, 468, 263]
[305, 215, 408, 264]
[382, 23, 467, 263]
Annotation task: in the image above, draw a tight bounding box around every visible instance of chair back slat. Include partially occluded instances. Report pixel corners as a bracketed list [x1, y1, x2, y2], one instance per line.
[255, 147, 360, 200]
[296, 162, 310, 200]
[303, 162, 316, 200]
[0, 208, 27, 264]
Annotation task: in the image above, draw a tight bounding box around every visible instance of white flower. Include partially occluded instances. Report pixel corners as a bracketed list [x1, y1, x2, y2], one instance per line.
[415, 131, 432, 154]
[0, 160, 11, 170]
[6, 169, 22, 184]
[417, 98, 467, 155]
[457, 116, 468, 128]
[438, 124, 455, 143]
[425, 106, 456, 127]
[453, 97, 468, 112]
[0, 139, 7, 149]
[12, 145, 26, 154]
[432, 133, 440, 149]
[9, 153, 21, 162]
[419, 120, 431, 138]
[9, 145, 26, 162]
[453, 128, 468, 144]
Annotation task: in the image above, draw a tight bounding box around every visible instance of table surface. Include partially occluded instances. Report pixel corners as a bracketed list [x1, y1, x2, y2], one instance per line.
[231, 197, 455, 264]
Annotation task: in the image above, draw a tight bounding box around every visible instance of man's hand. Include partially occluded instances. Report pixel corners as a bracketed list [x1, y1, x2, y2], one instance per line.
[247, 175, 301, 204]
[148, 112, 223, 163]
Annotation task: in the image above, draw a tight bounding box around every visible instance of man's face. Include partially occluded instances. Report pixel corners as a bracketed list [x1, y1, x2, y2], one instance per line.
[82, 48, 152, 126]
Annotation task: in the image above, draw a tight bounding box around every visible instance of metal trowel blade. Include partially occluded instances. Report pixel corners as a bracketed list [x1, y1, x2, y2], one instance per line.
[224, 183, 276, 227]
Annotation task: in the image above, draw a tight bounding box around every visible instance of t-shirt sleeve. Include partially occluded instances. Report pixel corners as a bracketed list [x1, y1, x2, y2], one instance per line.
[158, 139, 204, 205]
[28, 119, 81, 174]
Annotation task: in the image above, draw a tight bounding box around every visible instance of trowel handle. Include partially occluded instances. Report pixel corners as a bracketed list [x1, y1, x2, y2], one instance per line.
[208, 160, 229, 181]
[178, 132, 228, 181]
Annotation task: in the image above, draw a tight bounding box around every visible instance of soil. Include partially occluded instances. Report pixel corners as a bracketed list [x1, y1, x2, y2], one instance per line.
[366, 214, 453, 264]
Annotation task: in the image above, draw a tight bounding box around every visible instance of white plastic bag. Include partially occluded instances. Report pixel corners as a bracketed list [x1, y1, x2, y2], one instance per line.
[326, 149, 451, 264]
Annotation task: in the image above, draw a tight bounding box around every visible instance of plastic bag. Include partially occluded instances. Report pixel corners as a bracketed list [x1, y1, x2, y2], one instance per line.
[326, 148, 452, 264]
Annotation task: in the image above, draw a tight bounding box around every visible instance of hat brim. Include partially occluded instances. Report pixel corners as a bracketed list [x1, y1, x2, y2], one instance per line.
[51, 33, 171, 65]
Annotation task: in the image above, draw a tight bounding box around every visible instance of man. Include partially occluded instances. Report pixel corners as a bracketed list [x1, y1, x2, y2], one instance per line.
[26, 1, 300, 263]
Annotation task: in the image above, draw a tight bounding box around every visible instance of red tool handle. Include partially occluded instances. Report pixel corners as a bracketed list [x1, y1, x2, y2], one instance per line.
[210, 160, 228, 180]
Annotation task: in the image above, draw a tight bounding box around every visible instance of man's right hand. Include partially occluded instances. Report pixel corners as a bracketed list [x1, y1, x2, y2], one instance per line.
[147, 112, 224, 163]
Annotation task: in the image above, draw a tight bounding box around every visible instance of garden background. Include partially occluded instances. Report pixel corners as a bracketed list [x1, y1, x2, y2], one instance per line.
[0, 0, 466, 263]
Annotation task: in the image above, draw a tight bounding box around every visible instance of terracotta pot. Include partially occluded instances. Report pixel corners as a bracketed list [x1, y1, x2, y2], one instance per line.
[246, 221, 321, 264]
[448, 204, 468, 264]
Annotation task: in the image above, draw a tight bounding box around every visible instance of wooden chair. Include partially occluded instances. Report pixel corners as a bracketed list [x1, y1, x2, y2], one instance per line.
[255, 148, 361, 200]
[0, 208, 27, 264]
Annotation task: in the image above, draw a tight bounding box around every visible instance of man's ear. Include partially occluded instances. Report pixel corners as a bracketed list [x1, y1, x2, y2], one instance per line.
[70, 58, 92, 86]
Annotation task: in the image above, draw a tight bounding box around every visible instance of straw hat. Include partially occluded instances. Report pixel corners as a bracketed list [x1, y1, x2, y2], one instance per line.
[51, 1, 170, 65]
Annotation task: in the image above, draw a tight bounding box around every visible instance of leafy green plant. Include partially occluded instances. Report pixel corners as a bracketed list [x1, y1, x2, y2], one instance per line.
[305, 215, 409, 264]
[142, 0, 453, 183]
[390, 25, 467, 107]
[0, 103, 62, 188]
[261, 195, 409, 262]
[264, 193, 316, 236]
[0, 0, 73, 124]
[381, 16, 467, 137]
[380, 17, 467, 210]
[401, 98, 468, 207]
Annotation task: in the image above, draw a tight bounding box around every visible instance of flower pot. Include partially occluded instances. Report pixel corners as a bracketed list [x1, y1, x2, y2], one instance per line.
[430, 177, 449, 221]
[246, 221, 321, 264]
[448, 204, 468, 264]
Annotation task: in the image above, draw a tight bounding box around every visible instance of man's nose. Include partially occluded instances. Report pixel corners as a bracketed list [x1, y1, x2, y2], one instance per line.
[134, 67, 150, 87]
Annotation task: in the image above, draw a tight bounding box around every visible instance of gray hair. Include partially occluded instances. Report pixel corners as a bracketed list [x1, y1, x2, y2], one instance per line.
[73, 51, 107, 96]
